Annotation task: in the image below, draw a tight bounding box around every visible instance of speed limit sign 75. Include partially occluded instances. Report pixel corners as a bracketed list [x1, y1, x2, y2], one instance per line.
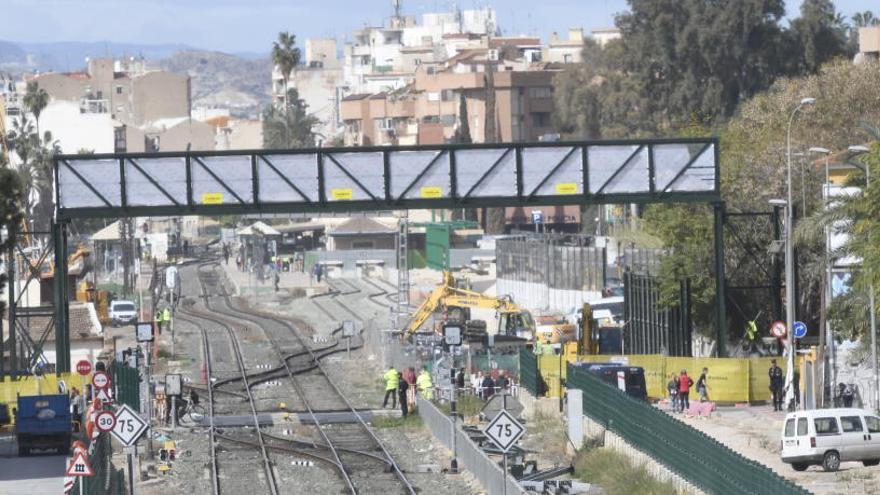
[95, 410, 116, 432]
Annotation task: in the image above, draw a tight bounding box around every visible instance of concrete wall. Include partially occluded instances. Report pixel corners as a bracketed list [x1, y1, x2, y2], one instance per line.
[34, 73, 86, 101]
[496, 278, 602, 313]
[153, 119, 215, 151]
[40, 100, 118, 153]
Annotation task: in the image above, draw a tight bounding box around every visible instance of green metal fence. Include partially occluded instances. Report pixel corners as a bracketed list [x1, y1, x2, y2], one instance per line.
[71, 433, 126, 495]
[519, 347, 542, 396]
[566, 364, 811, 495]
[111, 361, 140, 411]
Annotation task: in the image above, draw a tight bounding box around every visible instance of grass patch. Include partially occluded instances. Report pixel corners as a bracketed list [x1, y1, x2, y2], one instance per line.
[574, 447, 676, 495]
[437, 393, 484, 418]
[372, 414, 423, 429]
[157, 348, 172, 359]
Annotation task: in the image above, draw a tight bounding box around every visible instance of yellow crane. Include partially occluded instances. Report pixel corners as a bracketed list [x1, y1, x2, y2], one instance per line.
[403, 271, 536, 341]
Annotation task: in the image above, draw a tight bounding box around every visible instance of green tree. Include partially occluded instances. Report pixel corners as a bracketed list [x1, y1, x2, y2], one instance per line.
[272, 32, 301, 112]
[6, 113, 60, 229]
[454, 90, 472, 144]
[0, 163, 25, 315]
[262, 88, 318, 149]
[790, 0, 850, 73]
[23, 81, 49, 136]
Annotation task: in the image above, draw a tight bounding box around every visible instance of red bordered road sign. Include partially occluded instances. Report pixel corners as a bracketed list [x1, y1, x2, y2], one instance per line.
[66, 451, 95, 477]
[92, 371, 110, 389]
[76, 360, 92, 376]
[95, 410, 116, 432]
[770, 321, 787, 338]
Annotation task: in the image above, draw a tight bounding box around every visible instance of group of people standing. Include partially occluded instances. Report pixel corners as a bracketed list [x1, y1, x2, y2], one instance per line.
[667, 367, 709, 413]
[383, 366, 433, 416]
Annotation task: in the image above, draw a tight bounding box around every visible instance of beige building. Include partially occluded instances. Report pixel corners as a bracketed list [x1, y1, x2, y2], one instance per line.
[32, 58, 190, 127]
[341, 52, 558, 146]
[545, 28, 585, 64]
[857, 26, 880, 62]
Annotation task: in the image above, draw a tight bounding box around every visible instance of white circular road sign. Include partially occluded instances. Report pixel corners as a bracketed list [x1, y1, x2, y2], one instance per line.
[95, 410, 116, 432]
[92, 371, 110, 389]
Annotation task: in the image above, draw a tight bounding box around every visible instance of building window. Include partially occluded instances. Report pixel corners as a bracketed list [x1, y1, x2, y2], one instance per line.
[563, 54, 573, 63]
[352, 241, 375, 249]
[96, 90, 103, 99]
[528, 87, 553, 99]
[114, 126, 127, 153]
[414, 58, 422, 66]
[116, 86, 123, 95]
[531, 112, 551, 127]
[145, 135, 160, 152]
[441, 89, 456, 102]
[422, 115, 440, 124]
[439, 115, 455, 126]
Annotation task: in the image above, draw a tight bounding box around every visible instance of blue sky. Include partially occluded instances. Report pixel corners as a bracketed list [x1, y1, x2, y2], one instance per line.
[2, 0, 874, 54]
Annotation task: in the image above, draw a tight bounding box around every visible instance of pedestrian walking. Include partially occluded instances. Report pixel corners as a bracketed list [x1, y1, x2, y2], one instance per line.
[274, 271, 280, 292]
[696, 367, 709, 402]
[315, 263, 324, 283]
[769, 359, 784, 411]
[383, 367, 399, 409]
[481, 373, 496, 401]
[678, 369, 693, 413]
[223, 244, 230, 265]
[417, 368, 433, 400]
[667, 373, 679, 413]
[398, 376, 409, 417]
[842, 383, 854, 407]
[456, 368, 466, 392]
[496, 371, 509, 392]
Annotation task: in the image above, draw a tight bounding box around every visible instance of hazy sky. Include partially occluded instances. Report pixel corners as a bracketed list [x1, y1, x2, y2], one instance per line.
[2, 0, 874, 53]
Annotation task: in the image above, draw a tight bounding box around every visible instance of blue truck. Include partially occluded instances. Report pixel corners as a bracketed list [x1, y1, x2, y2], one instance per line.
[14, 394, 72, 456]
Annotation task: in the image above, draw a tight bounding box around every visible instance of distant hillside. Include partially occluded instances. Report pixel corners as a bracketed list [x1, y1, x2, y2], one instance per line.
[0, 40, 192, 72]
[160, 50, 272, 119]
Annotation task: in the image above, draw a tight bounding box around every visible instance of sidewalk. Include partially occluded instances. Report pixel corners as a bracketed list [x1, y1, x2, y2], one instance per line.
[219, 260, 329, 297]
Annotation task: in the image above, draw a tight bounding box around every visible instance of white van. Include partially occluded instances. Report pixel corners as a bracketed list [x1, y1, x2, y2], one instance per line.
[781, 408, 880, 472]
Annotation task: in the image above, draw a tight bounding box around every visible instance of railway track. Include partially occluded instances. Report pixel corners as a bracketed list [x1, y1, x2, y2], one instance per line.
[186, 261, 415, 494]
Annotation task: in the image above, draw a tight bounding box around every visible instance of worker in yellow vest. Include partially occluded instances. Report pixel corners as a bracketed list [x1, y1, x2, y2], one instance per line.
[382, 367, 399, 409]
[417, 368, 433, 400]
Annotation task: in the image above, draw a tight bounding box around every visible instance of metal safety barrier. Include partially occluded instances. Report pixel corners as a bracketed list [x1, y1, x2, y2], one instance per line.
[566, 364, 811, 495]
[518, 347, 542, 397]
[70, 433, 125, 495]
[417, 396, 526, 495]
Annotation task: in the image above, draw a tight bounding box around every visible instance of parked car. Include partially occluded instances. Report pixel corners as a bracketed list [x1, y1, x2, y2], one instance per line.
[781, 408, 880, 472]
[110, 300, 138, 326]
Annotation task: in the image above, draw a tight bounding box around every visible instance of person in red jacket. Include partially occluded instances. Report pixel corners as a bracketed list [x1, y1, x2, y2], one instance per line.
[678, 369, 694, 413]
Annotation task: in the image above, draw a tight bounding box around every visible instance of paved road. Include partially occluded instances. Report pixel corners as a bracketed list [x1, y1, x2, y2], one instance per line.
[0, 435, 66, 495]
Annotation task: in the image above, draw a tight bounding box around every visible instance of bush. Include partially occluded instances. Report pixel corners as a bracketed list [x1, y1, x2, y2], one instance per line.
[574, 447, 676, 495]
[437, 393, 483, 418]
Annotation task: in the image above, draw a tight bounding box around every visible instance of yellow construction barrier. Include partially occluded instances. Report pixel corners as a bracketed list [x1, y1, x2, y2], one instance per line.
[535, 352, 796, 404]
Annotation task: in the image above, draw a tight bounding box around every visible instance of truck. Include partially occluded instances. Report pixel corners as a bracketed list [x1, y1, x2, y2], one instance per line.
[14, 394, 72, 456]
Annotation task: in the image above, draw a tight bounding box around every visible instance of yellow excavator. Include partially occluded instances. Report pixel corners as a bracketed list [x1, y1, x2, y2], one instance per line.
[403, 271, 536, 341]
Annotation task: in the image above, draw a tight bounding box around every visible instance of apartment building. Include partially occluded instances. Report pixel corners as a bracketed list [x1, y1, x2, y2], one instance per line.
[545, 28, 586, 64]
[341, 48, 559, 146]
[15, 57, 205, 153]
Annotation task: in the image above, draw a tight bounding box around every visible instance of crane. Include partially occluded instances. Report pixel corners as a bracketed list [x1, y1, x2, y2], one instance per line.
[403, 271, 536, 341]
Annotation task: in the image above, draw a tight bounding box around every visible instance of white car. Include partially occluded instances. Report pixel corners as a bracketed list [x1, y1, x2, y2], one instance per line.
[781, 408, 880, 472]
[109, 300, 138, 327]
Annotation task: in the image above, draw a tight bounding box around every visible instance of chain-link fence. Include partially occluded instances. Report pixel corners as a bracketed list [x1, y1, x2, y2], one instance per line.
[566, 364, 810, 495]
[497, 234, 606, 292]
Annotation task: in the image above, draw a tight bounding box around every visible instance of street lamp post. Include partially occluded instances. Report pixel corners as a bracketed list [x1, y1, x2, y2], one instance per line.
[810, 147, 832, 407]
[848, 144, 877, 411]
[782, 97, 815, 410]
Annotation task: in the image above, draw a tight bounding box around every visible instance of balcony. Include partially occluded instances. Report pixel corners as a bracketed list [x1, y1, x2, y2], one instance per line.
[80, 98, 110, 114]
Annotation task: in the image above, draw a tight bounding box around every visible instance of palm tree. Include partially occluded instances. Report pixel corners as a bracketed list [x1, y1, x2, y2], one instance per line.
[23, 81, 49, 136]
[852, 11, 879, 27]
[272, 32, 301, 113]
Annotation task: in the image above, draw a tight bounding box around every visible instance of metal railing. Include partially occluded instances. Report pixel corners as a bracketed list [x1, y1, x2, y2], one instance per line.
[417, 396, 526, 495]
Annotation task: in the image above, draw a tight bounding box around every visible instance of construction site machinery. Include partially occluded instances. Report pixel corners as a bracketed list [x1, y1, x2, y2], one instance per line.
[404, 271, 536, 342]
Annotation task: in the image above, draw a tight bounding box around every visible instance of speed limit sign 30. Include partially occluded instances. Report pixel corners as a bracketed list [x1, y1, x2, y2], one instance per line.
[95, 410, 116, 433]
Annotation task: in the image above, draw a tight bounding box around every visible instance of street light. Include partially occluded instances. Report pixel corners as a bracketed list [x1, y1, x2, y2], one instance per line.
[782, 97, 815, 410]
[810, 147, 833, 406]
[847, 144, 878, 411]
